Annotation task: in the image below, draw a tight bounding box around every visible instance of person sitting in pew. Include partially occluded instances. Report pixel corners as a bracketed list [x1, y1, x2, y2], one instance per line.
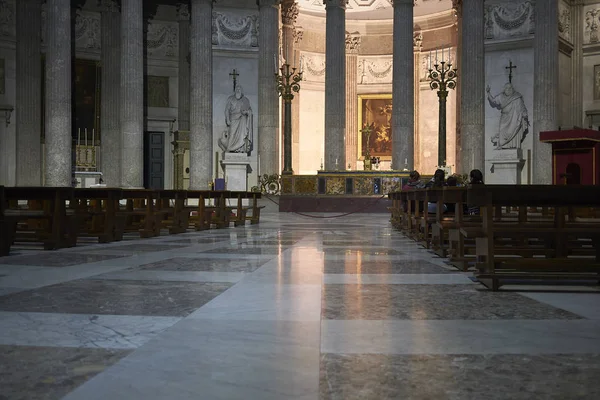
[402, 170, 425, 212]
[444, 175, 458, 214]
[426, 169, 447, 214]
[466, 169, 484, 215]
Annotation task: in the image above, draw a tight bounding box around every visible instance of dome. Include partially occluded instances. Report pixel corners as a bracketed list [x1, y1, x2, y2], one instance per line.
[296, 0, 454, 20]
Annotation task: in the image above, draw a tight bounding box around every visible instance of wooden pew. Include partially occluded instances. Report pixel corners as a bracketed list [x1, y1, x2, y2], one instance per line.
[0, 186, 17, 256]
[71, 188, 125, 243]
[226, 191, 264, 226]
[466, 185, 600, 291]
[157, 190, 189, 234]
[119, 189, 162, 238]
[3, 187, 77, 250]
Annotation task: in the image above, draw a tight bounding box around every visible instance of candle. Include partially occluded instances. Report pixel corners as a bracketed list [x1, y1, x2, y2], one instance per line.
[405, 158, 408, 165]
[258, 155, 261, 177]
[92, 129, 95, 146]
[428, 51, 431, 69]
[435, 49, 438, 64]
[77, 128, 80, 146]
[84, 128, 88, 147]
[335, 158, 338, 164]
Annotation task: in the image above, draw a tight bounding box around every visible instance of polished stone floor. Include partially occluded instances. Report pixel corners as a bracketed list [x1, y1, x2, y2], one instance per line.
[1, 201, 599, 400]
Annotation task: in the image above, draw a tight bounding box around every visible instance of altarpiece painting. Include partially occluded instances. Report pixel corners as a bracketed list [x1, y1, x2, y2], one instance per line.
[358, 94, 393, 160]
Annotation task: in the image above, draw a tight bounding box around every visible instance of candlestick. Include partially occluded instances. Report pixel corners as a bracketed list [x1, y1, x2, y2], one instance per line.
[92, 129, 95, 146]
[84, 128, 88, 147]
[77, 128, 80, 146]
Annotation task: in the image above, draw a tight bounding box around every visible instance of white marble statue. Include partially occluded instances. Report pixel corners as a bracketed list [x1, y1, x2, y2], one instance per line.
[218, 85, 253, 154]
[486, 83, 529, 150]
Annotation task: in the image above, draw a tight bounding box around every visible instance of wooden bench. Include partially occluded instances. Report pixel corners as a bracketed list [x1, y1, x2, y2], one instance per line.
[71, 187, 125, 243]
[119, 189, 162, 238]
[466, 185, 600, 290]
[157, 190, 189, 234]
[226, 191, 264, 226]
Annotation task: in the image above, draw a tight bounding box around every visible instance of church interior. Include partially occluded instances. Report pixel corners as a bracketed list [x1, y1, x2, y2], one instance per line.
[1, 0, 600, 399]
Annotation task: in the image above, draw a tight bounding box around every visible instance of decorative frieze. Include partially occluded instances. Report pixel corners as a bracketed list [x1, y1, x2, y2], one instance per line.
[0, 0, 15, 38]
[147, 22, 178, 58]
[177, 3, 190, 20]
[75, 11, 101, 50]
[358, 56, 393, 85]
[301, 51, 326, 82]
[484, 1, 535, 40]
[558, 0, 571, 43]
[584, 7, 600, 44]
[212, 11, 258, 47]
[413, 31, 422, 49]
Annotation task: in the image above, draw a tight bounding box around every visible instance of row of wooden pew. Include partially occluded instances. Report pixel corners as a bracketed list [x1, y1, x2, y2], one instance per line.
[0, 186, 264, 256]
[389, 185, 600, 291]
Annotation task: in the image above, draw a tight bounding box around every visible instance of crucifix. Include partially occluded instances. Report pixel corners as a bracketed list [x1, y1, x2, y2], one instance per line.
[229, 69, 239, 91]
[505, 60, 517, 83]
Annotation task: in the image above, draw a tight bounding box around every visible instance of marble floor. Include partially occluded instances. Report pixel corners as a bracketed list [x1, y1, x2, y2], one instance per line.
[1, 201, 599, 400]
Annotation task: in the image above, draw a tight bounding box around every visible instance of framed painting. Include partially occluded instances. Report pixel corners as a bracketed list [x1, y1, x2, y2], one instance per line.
[357, 94, 393, 160]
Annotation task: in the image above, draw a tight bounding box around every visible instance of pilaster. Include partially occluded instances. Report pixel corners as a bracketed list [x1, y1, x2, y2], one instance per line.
[44, 0, 72, 186]
[345, 32, 360, 170]
[16, 0, 42, 186]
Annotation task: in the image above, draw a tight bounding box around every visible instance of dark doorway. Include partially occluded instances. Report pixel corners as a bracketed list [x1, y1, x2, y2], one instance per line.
[565, 163, 581, 185]
[144, 131, 165, 189]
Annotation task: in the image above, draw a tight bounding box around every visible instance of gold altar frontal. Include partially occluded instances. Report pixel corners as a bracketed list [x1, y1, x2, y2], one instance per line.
[279, 170, 411, 213]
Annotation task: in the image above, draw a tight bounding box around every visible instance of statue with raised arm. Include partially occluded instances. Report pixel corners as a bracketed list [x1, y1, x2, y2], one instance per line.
[218, 85, 253, 154]
[486, 83, 529, 150]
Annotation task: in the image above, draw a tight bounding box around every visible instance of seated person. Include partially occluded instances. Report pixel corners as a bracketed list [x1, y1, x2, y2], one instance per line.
[425, 169, 447, 214]
[465, 169, 484, 215]
[402, 170, 425, 212]
[444, 175, 458, 214]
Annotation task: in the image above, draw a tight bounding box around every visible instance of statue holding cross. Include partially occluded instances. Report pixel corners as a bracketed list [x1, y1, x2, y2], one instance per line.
[485, 61, 529, 150]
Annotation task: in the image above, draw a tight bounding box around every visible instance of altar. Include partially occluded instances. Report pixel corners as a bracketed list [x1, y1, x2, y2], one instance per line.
[279, 170, 411, 213]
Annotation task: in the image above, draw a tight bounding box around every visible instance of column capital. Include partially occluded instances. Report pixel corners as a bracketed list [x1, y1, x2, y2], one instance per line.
[345, 31, 360, 53]
[281, 1, 298, 26]
[413, 31, 422, 50]
[177, 2, 190, 20]
[323, 0, 348, 9]
[451, 0, 462, 17]
[98, 0, 119, 13]
[390, 0, 416, 6]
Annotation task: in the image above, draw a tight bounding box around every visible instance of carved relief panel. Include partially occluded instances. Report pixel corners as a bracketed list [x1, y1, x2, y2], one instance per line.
[0, 0, 15, 38]
[358, 56, 393, 85]
[74, 11, 101, 51]
[558, 0, 571, 43]
[483, 1, 535, 41]
[301, 51, 326, 83]
[147, 76, 170, 108]
[584, 6, 600, 44]
[212, 11, 259, 48]
[147, 22, 178, 58]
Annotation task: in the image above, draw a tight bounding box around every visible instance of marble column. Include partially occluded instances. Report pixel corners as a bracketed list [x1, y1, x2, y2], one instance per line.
[458, 0, 485, 175]
[177, 3, 191, 132]
[324, 0, 346, 170]
[391, 0, 414, 171]
[44, 0, 71, 187]
[258, 0, 280, 176]
[533, 0, 558, 184]
[100, 0, 121, 187]
[452, 0, 462, 173]
[16, 0, 42, 186]
[189, 0, 213, 189]
[120, 0, 143, 188]
[572, 1, 584, 126]
[281, 0, 298, 173]
[345, 32, 360, 170]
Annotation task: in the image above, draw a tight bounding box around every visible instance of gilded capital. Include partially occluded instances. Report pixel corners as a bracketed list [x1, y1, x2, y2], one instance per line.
[281, 1, 298, 26]
[177, 3, 190, 20]
[323, 0, 348, 9]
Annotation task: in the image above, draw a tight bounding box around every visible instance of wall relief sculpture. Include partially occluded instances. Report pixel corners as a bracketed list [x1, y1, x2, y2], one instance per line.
[302, 52, 326, 83]
[147, 23, 178, 58]
[74, 11, 101, 51]
[558, 1, 571, 43]
[147, 76, 170, 108]
[358, 57, 393, 85]
[585, 8, 600, 44]
[212, 11, 258, 48]
[484, 1, 535, 41]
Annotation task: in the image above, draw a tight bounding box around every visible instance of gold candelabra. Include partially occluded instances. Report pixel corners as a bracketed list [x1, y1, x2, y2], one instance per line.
[275, 63, 303, 175]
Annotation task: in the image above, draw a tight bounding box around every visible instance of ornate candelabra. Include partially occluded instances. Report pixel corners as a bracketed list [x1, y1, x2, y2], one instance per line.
[428, 56, 458, 167]
[275, 62, 303, 175]
[360, 123, 374, 170]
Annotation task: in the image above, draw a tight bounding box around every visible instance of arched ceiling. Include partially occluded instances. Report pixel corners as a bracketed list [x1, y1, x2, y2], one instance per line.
[297, 0, 453, 20]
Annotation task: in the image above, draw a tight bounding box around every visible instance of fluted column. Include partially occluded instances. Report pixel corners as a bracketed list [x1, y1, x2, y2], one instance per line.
[391, 0, 414, 170]
[533, 0, 558, 184]
[258, 0, 280, 176]
[345, 32, 360, 170]
[282, 0, 299, 173]
[120, 0, 143, 188]
[452, 0, 462, 173]
[572, 1, 584, 126]
[177, 3, 191, 131]
[189, 0, 213, 189]
[44, 0, 71, 186]
[458, 0, 484, 174]
[16, 0, 42, 186]
[324, 0, 346, 170]
[100, 0, 121, 187]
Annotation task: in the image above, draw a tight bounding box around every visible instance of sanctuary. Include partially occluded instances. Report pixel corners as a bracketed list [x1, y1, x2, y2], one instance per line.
[0, 0, 597, 192]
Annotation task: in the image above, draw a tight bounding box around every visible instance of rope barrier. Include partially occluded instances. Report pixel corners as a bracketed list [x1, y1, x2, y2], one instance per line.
[262, 193, 387, 219]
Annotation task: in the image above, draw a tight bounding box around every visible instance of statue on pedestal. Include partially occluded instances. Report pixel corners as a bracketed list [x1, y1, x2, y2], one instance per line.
[218, 85, 253, 155]
[486, 82, 529, 150]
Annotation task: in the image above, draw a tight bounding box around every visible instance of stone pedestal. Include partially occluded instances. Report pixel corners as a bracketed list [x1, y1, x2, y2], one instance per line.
[487, 149, 525, 184]
[220, 153, 251, 192]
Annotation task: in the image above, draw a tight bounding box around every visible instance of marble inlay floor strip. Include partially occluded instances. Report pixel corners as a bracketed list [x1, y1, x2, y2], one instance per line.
[321, 319, 600, 355]
[92, 270, 246, 284]
[323, 274, 474, 285]
[0, 311, 181, 349]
